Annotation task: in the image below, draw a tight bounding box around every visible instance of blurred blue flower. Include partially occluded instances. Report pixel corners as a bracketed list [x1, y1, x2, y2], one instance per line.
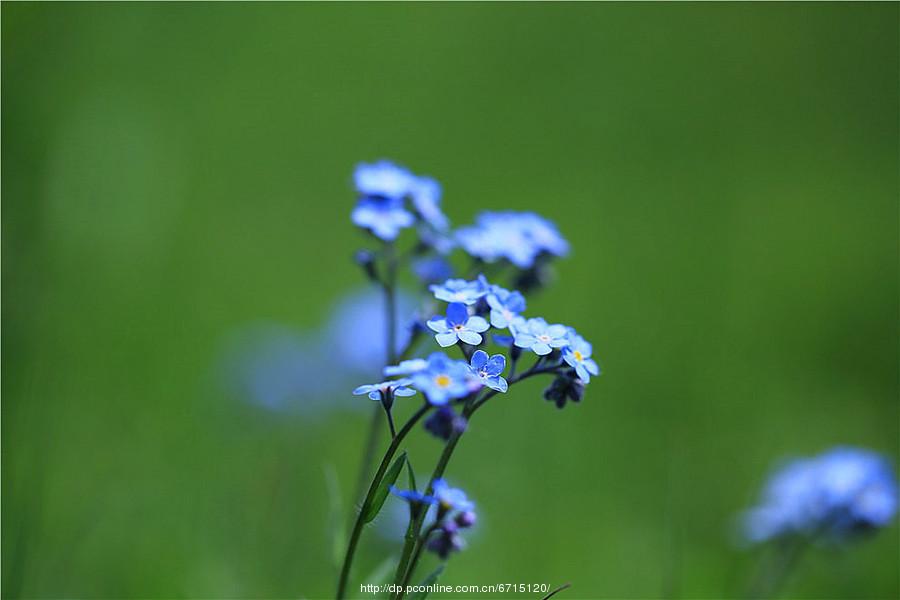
[743, 446, 899, 543]
[352, 379, 417, 401]
[562, 331, 601, 383]
[351, 197, 415, 241]
[424, 405, 468, 440]
[468, 350, 508, 393]
[511, 317, 569, 356]
[384, 357, 429, 377]
[429, 278, 487, 306]
[433, 478, 475, 513]
[485, 286, 526, 329]
[409, 176, 449, 231]
[412, 256, 454, 284]
[427, 302, 490, 347]
[325, 288, 416, 375]
[410, 352, 475, 405]
[354, 160, 414, 200]
[456, 211, 569, 269]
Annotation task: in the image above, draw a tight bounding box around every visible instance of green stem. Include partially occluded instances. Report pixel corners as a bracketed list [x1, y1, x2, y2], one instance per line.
[336, 403, 431, 600]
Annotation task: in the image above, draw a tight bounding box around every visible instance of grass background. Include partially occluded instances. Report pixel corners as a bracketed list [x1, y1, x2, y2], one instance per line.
[2, 3, 897, 599]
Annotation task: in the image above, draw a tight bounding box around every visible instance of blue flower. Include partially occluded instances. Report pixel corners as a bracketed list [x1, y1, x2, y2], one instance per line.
[742, 447, 899, 543]
[354, 160, 414, 200]
[562, 331, 601, 383]
[429, 278, 487, 306]
[468, 350, 508, 393]
[351, 197, 415, 241]
[433, 479, 475, 513]
[412, 256, 454, 284]
[409, 176, 449, 231]
[427, 302, 490, 347]
[485, 286, 527, 329]
[352, 379, 417, 401]
[391, 487, 436, 505]
[424, 405, 468, 440]
[410, 353, 474, 405]
[384, 357, 429, 377]
[456, 211, 569, 269]
[511, 317, 569, 356]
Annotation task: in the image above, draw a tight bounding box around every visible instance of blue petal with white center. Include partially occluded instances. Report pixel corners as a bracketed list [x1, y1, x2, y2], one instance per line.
[429, 278, 488, 306]
[468, 349, 508, 392]
[510, 317, 569, 356]
[427, 302, 490, 347]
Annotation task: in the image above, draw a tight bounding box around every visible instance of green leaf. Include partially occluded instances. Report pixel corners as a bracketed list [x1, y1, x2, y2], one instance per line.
[407, 564, 445, 600]
[363, 451, 406, 523]
[405, 456, 418, 492]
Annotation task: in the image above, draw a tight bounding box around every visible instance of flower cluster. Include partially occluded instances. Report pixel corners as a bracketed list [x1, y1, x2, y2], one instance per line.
[341, 160, 599, 596]
[742, 446, 899, 543]
[456, 211, 569, 269]
[351, 161, 448, 242]
[392, 479, 477, 559]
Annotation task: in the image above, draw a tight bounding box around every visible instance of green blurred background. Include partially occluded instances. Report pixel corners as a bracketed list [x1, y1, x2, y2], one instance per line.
[3, 3, 898, 599]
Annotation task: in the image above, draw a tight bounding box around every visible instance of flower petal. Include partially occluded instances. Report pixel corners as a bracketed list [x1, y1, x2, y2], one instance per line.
[446, 302, 469, 326]
[457, 330, 483, 345]
[532, 342, 552, 355]
[486, 354, 506, 376]
[466, 316, 490, 333]
[470, 350, 488, 370]
[427, 317, 448, 333]
[435, 331, 459, 347]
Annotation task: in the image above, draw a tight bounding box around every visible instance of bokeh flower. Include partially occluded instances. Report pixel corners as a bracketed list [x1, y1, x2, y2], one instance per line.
[456, 211, 569, 268]
[429, 278, 488, 306]
[351, 197, 414, 241]
[742, 446, 899, 543]
[411, 353, 474, 405]
[485, 286, 526, 329]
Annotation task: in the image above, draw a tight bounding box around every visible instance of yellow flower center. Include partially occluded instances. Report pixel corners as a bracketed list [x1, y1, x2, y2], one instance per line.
[435, 374, 451, 387]
[573, 350, 583, 362]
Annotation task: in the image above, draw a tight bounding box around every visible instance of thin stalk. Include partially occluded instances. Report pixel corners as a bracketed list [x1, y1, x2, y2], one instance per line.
[336, 403, 431, 600]
[349, 243, 400, 509]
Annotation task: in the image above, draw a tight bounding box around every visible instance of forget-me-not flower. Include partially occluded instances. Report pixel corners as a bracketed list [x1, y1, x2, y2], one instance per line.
[409, 176, 449, 231]
[413, 256, 454, 284]
[354, 160, 414, 200]
[384, 357, 429, 377]
[468, 350, 508, 392]
[427, 302, 490, 347]
[456, 211, 569, 269]
[411, 353, 473, 405]
[485, 286, 527, 329]
[511, 317, 569, 356]
[562, 331, 601, 383]
[352, 379, 417, 401]
[743, 446, 899, 543]
[429, 278, 488, 306]
[351, 197, 414, 241]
